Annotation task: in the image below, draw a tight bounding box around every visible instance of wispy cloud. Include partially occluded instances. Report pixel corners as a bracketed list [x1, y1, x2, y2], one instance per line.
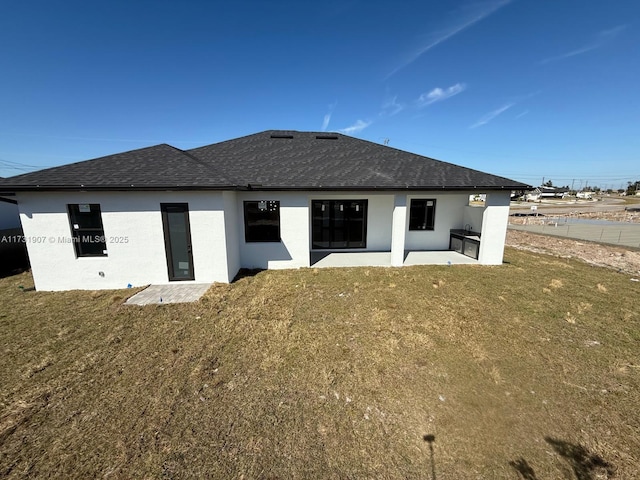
[386, 0, 511, 79]
[417, 83, 466, 106]
[321, 114, 331, 131]
[470, 103, 514, 128]
[321, 102, 338, 131]
[381, 95, 404, 116]
[514, 109, 529, 119]
[540, 25, 626, 65]
[339, 119, 372, 135]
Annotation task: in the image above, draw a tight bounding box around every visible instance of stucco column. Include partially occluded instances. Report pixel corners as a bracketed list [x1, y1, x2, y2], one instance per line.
[390, 194, 407, 266]
[222, 191, 240, 282]
[478, 191, 511, 265]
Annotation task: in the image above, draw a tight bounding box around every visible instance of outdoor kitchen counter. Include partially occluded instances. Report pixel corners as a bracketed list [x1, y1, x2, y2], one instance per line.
[450, 229, 481, 259]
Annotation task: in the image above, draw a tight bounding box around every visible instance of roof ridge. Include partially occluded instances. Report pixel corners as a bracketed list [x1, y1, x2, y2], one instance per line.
[171, 145, 240, 186]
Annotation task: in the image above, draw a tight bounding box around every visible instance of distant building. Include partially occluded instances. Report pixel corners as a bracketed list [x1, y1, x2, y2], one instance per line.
[576, 191, 593, 199]
[524, 186, 569, 202]
[539, 186, 569, 199]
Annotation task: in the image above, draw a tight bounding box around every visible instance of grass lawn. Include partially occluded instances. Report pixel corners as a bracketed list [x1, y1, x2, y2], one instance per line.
[1, 248, 639, 479]
[623, 196, 640, 206]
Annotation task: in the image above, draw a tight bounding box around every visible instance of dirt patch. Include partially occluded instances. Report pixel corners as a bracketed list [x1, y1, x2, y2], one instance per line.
[506, 229, 640, 276]
[508, 198, 640, 276]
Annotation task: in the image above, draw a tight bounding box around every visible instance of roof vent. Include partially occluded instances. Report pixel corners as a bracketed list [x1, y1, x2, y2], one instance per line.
[316, 135, 338, 140]
[270, 134, 294, 139]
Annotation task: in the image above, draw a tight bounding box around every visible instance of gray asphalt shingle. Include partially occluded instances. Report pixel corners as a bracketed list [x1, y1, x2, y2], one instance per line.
[0, 130, 530, 191]
[0, 144, 236, 190]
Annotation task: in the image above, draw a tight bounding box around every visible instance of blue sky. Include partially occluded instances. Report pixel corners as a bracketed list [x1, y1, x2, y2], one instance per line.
[1, 0, 638, 190]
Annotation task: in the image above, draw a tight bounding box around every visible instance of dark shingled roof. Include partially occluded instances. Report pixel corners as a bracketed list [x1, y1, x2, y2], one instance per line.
[0, 130, 530, 191]
[0, 144, 235, 190]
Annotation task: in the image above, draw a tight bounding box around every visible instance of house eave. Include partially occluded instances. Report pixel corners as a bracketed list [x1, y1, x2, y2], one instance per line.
[1, 183, 531, 194]
[0, 195, 18, 204]
[0, 184, 237, 193]
[239, 184, 531, 192]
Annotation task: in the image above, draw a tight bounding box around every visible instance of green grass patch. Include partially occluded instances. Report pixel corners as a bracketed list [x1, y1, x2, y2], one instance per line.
[1, 248, 639, 478]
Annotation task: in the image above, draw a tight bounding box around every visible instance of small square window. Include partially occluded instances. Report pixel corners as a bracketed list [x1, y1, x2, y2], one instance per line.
[244, 200, 281, 242]
[409, 199, 436, 231]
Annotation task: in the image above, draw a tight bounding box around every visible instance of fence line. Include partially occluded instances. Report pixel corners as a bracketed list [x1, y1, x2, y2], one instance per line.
[508, 217, 640, 249]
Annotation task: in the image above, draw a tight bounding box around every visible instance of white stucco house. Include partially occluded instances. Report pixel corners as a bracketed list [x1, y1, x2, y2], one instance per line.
[0, 131, 530, 291]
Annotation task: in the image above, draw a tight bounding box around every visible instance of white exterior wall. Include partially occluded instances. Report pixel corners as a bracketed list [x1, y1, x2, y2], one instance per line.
[404, 192, 470, 251]
[16, 191, 233, 291]
[363, 194, 394, 250]
[222, 191, 241, 280]
[15, 188, 511, 291]
[237, 192, 310, 270]
[478, 192, 510, 265]
[236, 191, 395, 270]
[462, 205, 485, 233]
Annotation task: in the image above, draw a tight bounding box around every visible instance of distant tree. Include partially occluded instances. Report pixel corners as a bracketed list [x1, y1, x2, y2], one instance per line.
[626, 181, 640, 195]
[543, 180, 554, 187]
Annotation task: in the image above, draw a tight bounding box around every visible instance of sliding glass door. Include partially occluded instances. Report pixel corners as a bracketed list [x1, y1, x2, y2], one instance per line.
[312, 200, 367, 249]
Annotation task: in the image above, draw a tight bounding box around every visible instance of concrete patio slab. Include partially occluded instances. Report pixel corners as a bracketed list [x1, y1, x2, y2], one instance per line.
[310, 250, 478, 268]
[403, 250, 478, 266]
[311, 251, 392, 267]
[125, 283, 212, 305]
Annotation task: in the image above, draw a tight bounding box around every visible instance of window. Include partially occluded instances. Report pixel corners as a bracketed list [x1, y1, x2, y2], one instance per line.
[312, 200, 367, 249]
[244, 200, 280, 242]
[409, 199, 436, 231]
[68, 204, 107, 256]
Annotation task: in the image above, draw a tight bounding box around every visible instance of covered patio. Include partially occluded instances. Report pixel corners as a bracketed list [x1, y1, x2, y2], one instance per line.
[310, 250, 478, 268]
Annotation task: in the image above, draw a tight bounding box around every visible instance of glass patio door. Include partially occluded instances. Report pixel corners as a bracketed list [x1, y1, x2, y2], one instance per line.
[161, 203, 195, 281]
[311, 200, 367, 249]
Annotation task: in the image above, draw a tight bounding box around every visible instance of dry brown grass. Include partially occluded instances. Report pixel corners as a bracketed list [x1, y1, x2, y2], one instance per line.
[623, 196, 640, 206]
[1, 248, 639, 478]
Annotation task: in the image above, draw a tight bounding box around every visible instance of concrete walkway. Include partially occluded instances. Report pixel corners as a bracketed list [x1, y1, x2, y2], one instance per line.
[125, 283, 212, 305]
